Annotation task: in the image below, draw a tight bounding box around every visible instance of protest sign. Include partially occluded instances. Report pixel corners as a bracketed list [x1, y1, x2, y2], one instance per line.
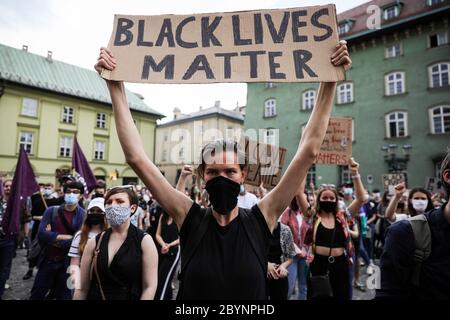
[244, 138, 287, 189]
[382, 173, 406, 194]
[102, 4, 345, 83]
[315, 117, 352, 165]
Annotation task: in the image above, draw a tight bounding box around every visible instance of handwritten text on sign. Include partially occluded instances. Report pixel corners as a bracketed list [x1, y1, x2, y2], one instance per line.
[315, 117, 353, 165]
[102, 5, 345, 84]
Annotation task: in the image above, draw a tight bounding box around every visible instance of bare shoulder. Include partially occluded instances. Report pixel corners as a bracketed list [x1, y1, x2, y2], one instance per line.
[141, 233, 157, 251]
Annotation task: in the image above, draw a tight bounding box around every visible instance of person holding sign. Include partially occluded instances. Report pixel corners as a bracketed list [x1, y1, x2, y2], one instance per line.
[94, 40, 351, 299]
[297, 158, 366, 300]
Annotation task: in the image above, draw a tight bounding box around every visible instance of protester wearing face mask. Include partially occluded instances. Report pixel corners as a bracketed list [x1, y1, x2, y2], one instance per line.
[237, 183, 259, 209]
[377, 150, 450, 299]
[68, 197, 108, 288]
[385, 183, 432, 224]
[298, 158, 366, 300]
[73, 186, 158, 300]
[94, 41, 351, 299]
[30, 181, 86, 300]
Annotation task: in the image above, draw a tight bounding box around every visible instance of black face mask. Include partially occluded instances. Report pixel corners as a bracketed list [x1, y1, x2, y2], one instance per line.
[86, 213, 104, 226]
[397, 202, 405, 210]
[319, 201, 337, 213]
[205, 176, 240, 215]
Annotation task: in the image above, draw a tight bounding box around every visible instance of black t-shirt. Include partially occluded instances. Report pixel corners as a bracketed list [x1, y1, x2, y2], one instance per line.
[179, 202, 272, 300]
[268, 223, 282, 264]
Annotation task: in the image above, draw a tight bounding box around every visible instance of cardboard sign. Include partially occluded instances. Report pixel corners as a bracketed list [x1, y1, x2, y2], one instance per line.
[382, 173, 406, 193]
[315, 117, 352, 165]
[244, 138, 287, 189]
[102, 5, 345, 84]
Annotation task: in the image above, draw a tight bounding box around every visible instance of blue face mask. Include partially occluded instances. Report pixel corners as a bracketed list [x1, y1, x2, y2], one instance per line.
[65, 193, 79, 205]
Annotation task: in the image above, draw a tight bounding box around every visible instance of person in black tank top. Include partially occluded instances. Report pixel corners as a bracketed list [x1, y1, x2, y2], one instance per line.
[73, 187, 158, 300]
[298, 158, 367, 300]
[155, 211, 180, 300]
[94, 43, 351, 299]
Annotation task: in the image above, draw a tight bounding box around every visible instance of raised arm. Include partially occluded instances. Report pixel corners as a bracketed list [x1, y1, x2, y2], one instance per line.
[258, 41, 351, 232]
[385, 182, 406, 222]
[176, 165, 193, 192]
[296, 178, 311, 218]
[346, 158, 366, 216]
[95, 48, 192, 229]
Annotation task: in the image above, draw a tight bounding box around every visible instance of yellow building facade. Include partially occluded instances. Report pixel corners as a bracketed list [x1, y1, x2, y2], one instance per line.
[0, 44, 163, 187]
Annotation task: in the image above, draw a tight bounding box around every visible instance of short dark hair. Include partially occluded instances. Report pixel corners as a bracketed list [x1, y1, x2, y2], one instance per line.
[104, 186, 138, 206]
[95, 180, 106, 189]
[441, 149, 450, 196]
[197, 139, 248, 179]
[63, 181, 84, 194]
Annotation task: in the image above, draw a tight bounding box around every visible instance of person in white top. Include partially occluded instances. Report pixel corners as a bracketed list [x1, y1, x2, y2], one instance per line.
[68, 197, 108, 290]
[237, 184, 259, 209]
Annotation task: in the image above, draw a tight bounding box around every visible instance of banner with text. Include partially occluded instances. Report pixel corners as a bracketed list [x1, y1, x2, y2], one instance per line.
[315, 117, 352, 166]
[102, 4, 345, 83]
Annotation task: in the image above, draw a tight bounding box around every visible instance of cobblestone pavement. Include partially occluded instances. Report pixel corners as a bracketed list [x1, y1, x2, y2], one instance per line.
[3, 249, 375, 300]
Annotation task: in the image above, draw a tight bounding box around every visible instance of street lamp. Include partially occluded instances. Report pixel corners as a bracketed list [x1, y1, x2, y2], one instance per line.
[381, 143, 412, 173]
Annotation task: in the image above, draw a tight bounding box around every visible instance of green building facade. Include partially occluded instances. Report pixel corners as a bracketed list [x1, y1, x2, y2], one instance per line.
[245, 0, 450, 191]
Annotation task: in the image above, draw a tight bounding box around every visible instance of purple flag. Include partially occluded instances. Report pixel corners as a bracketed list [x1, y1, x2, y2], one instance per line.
[72, 136, 97, 198]
[2, 146, 39, 236]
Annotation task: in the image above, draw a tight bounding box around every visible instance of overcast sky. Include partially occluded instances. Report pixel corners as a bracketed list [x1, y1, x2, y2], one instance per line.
[0, 0, 369, 121]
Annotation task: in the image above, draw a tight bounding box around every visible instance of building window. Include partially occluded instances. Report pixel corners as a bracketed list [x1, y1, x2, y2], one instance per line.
[427, 0, 444, 6]
[338, 23, 350, 35]
[306, 165, 316, 187]
[265, 82, 276, 89]
[21, 98, 38, 117]
[429, 32, 448, 48]
[385, 43, 402, 58]
[302, 90, 316, 110]
[430, 105, 450, 134]
[386, 112, 408, 138]
[62, 106, 75, 123]
[263, 129, 277, 145]
[385, 72, 405, 95]
[340, 166, 352, 185]
[337, 82, 354, 104]
[94, 141, 106, 160]
[19, 131, 34, 154]
[264, 99, 277, 117]
[162, 150, 167, 162]
[59, 136, 73, 157]
[96, 113, 106, 128]
[383, 5, 399, 20]
[163, 133, 168, 142]
[429, 62, 449, 88]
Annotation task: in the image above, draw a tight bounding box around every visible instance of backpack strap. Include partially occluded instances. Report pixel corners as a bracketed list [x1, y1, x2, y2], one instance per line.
[177, 207, 212, 299]
[90, 231, 106, 300]
[408, 214, 432, 287]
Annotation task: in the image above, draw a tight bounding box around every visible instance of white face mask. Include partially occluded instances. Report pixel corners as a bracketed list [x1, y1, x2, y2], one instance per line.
[412, 199, 428, 212]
